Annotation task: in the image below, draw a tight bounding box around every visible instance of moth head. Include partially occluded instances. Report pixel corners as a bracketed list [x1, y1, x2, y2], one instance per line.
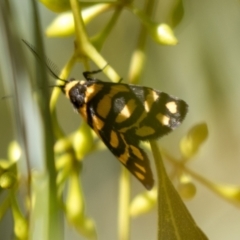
[64, 79, 87, 109]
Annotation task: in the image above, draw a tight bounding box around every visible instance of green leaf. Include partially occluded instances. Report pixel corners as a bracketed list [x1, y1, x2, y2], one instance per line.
[150, 141, 208, 239]
[130, 187, 157, 217]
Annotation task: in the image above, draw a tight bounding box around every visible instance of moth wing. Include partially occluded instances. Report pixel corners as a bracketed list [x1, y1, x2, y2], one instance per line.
[128, 85, 188, 140]
[90, 83, 188, 141]
[78, 81, 187, 190]
[97, 127, 154, 190]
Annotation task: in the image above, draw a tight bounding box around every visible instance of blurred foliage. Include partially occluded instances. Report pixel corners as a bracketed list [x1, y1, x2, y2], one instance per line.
[1, 0, 240, 239]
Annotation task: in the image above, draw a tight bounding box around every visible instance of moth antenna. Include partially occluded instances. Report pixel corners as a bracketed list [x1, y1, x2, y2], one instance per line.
[22, 39, 68, 83]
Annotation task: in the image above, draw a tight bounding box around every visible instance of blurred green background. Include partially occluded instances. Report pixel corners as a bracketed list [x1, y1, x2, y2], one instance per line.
[1, 0, 240, 239]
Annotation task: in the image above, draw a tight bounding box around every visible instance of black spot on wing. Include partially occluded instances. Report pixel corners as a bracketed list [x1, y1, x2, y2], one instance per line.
[128, 85, 145, 103]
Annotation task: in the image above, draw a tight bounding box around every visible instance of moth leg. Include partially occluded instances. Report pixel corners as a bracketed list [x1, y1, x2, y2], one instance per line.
[83, 64, 108, 80]
[118, 77, 123, 83]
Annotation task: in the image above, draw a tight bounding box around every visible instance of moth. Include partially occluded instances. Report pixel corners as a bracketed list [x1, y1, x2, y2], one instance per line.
[59, 69, 188, 190]
[22, 40, 188, 190]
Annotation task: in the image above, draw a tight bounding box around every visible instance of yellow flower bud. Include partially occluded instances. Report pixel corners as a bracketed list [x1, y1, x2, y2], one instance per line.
[8, 141, 21, 162]
[46, 4, 112, 37]
[180, 122, 208, 159]
[211, 184, 240, 207]
[177, 174, 196, 199]
[155, 23, 178, 45]
[73, 122, 94, 160]
[130, 187, 157, 217]
[0, 172, 17, 189]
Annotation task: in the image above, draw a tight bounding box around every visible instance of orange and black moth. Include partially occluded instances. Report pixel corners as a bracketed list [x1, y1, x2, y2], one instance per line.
[60, 70, 188, 190]
[22, 40, 187, 190]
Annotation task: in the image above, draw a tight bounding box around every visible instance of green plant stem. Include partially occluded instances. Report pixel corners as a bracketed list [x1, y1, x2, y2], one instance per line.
[118, 166, 130, 240]
[0, 192, 11, 220]
[70, 0, 89, 53]
[163, 149, 240, 207]
[127, 5, 149, 27]
[128, 0, 155, 84]
[183, 166, 234, 203]
[92, 4, 123, 50]
[69, 0, 120, 82]
[29, 1, 63, 239]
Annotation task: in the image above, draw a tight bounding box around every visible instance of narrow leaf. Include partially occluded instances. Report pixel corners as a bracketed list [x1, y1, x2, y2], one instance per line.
[150, 141, 208, 240]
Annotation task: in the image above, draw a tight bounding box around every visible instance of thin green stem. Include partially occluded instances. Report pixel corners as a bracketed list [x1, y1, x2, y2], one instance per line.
[128, 0, 155, 83]
[69, 0, 89, 53]
[92, 4, 123, 50]
[162, 149, 213, 190]
[162, 149, 240, 207]
[118, 166, 130, 240]
[69, 0, 120, 82]
[30, 1, 63, 238]
[0, 192, 11, 220]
